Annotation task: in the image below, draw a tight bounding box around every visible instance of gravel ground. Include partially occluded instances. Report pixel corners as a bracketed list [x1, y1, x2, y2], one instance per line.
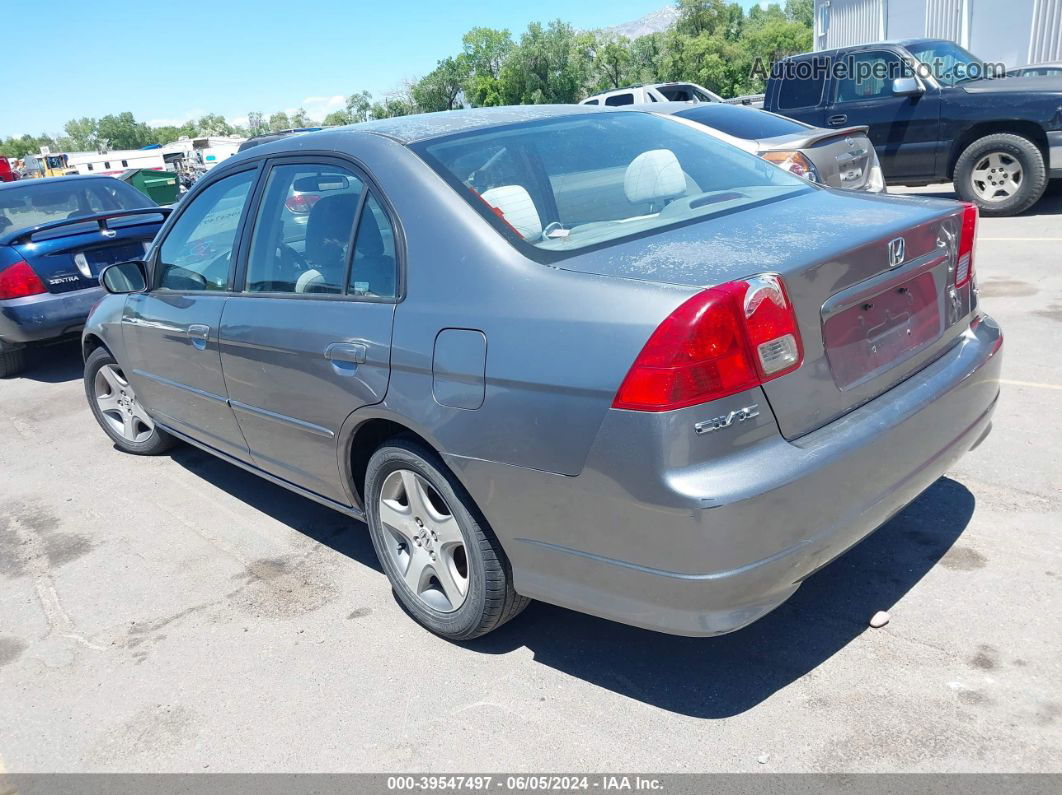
[1, 186, 1060, 773]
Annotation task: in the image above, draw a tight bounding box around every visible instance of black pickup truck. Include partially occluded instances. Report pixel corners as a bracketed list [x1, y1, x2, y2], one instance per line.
[763, 38, 1062, 216]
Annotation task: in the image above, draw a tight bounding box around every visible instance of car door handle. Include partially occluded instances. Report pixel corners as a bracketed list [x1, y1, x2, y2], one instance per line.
[187, 323, 210, 351]
[827, 114, 848, 127]
[325, 342, 367, 364]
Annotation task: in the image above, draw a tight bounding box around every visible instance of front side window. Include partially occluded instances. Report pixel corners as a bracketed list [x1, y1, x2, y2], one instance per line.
[157, 170, 255, 291]
[416, 111, 808, 257]
[245, 164, 364, 294]
[834, 51, 905, 102]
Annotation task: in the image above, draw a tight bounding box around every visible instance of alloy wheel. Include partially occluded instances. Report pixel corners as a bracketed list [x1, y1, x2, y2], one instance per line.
[94, 364, 155, 443]
[378, 468, 469, 612]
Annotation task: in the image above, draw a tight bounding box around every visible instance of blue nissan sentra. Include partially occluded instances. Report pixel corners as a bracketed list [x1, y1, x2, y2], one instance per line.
[0, 175, 168, 376]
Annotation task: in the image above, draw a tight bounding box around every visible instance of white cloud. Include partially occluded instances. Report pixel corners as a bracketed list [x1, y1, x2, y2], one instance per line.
[147, 108, 207, 128]
[299, 95, 346, 121]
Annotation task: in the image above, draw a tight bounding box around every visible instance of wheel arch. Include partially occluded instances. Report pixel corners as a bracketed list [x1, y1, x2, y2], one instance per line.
[82, 332, 108, 362]
[338, 409, 458, 511]
[947, 122, 1049, 179]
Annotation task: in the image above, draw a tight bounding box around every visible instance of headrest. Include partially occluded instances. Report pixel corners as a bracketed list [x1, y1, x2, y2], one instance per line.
[624, 149, 686, 204]
[481, 185, 542, 239]
[305, 192, 359, 268]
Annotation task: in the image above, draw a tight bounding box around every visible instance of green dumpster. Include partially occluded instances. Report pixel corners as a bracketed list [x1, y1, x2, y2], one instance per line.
[119, 169, 179, 205]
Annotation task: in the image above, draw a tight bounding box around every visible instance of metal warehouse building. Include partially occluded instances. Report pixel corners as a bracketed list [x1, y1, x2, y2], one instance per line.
[813, 0, 1062, 67]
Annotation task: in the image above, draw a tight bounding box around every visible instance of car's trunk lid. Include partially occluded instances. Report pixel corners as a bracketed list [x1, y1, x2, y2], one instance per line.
[560, 189, 974, 439]
[759, 125, 877, 191]
[2, 210, 165, 294]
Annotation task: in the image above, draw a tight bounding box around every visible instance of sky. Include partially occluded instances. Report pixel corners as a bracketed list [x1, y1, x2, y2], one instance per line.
[0, 0, 769, 138]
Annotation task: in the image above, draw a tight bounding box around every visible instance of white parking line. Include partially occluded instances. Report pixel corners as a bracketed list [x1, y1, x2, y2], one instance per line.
[998, 378, 1062, 391]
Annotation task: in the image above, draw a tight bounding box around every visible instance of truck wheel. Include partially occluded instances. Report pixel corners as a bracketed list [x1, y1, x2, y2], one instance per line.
[0, 346, 26, 378]
[954, 133, 1047, 216]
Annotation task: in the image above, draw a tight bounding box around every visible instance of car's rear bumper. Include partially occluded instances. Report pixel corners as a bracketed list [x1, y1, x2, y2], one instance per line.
[0, 286, 104, 345]
[448, 314, 1002, 636]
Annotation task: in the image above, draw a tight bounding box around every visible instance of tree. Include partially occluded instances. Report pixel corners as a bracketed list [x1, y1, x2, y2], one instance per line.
[150, 126, 183, 145]
[268, 111, 291, 132]
[247, 111, 265, 136]
[346, 90, 373, 123]
[289, 108, 311, 128]
[785, 0, 813, 28]
[462, 27, 515, 106]
[498, 20, 591, 105]
[591, 34, 634, 91]
[195, 113, 234, 136]
[322, 110, 353, 126]
[63, 117, 98, 151]
[96, 112, 153, 149]
[412, 56, 470, 112]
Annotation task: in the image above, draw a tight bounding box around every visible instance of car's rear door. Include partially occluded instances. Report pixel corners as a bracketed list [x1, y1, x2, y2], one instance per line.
[218, 156, 398, 503]
[122, 166, 260, 461]
[823, 48, 942, 180]
[770, 54, 831, 127]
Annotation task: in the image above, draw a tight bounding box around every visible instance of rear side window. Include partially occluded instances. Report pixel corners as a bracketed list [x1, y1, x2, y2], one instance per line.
[775, 57, 828, 109]
[245, 164, 365, 294]
[676, 105, 809, 139]
[157, 170, 255, 291]
[583, 98, 600, 105]
[605, 93, 634, 106]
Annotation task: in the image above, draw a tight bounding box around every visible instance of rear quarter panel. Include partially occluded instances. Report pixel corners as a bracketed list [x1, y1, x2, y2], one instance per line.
[325, 132, 698, 477]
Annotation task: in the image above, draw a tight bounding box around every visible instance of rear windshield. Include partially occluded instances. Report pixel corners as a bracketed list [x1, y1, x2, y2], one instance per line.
[414, 112, 808, 258]
[0, 178, 154, 236]
[675, 104, 809, 139]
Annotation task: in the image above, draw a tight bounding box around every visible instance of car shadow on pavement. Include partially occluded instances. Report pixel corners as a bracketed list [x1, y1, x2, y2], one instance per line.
[14, 340, 84, 383]
[470, 476, 976, 719]
[168, 446, 383, 573]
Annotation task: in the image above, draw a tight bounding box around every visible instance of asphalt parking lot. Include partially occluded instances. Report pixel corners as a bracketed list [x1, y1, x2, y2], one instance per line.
[2, 186, 1060, 774]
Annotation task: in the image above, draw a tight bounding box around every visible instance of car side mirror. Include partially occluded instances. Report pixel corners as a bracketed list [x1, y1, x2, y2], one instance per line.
[100, 260, 148, 294]
[892, 77, 924, 97]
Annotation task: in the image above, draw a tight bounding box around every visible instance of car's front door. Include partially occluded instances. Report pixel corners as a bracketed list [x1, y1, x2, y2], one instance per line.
[824, 49, 942, 181]
[218, 158, 398, 503]
[123, 167, 259, 460]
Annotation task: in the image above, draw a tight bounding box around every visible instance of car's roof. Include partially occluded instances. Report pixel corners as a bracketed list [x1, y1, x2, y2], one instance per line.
[0, 174, 115, 191]
[787, 38, 949, 58]
[328, 104, 609, 145]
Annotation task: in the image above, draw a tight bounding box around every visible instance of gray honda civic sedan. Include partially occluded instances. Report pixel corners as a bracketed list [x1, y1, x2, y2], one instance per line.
[83, 106, 1002, 640]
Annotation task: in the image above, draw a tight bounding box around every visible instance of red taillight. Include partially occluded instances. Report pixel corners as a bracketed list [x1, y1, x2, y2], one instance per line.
[613, 274, 803, 411]
[285, 193, 319, 214]
[955, 202, 978, 288]
[0, 261, 47, 300]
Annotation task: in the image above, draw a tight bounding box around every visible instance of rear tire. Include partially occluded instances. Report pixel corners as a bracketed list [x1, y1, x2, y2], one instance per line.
[364, 439, 530, 640]
[0, 346, 26, 378]
[954, 133, 1047, 216]
[84, 346, 175, 455]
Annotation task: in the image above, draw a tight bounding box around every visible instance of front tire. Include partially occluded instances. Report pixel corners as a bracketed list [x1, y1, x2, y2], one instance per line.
[84, 346, 175, 455]
[364, 439, 530, 640]
[954, 133, 1047, 216]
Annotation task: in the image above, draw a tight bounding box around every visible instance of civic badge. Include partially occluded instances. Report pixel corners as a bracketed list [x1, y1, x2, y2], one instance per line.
[888, 237, 905, 268]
